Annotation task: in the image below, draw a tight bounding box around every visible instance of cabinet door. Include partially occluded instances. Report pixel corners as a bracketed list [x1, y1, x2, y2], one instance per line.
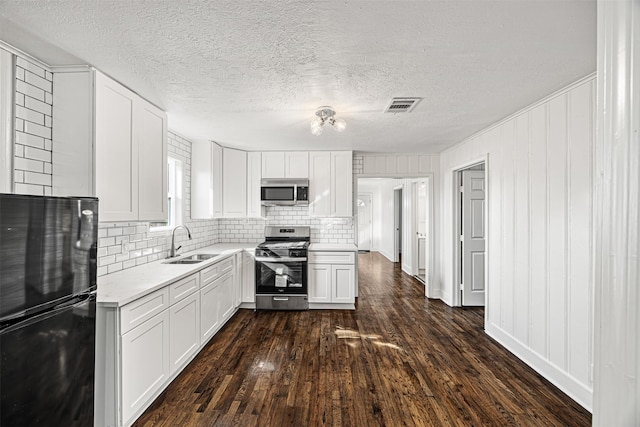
[331, 151, 353, 217]
[212, 144, 223, 217]
[247, 152, 264, 217]
[95, 72, 138, 221]
[285, 152, 309, 178]
[200, 281, 221, 343]
[261, 151, 285, 178]
[219, 271, 235, 322]
[308, 264, 331, 303]
[137, 98, 168, 221]
[169, 292, 200, 375]
[242, 252, 255, 303]
[234, 253, 242, 308]
[332, 264, 355, 303]
[309, 152, 331, 217]
[192, 142, 223, 219]
[222, 148, 247, 217]
[120, 309, 170, 424]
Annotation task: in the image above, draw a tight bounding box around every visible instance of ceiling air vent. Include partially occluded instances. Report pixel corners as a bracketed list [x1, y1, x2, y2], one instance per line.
[384, 97, 421, 113]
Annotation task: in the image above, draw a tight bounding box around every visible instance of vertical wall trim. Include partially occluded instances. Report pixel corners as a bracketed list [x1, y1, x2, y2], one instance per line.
[0, 49, 14, 192]
[593, 0, 640, 424]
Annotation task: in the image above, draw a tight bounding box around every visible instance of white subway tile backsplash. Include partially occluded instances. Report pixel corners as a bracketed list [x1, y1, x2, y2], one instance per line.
[24, 96, 52, 115]
[23, 171, 51, 186]
[24, 70, 53, 93]
[16, 132, 45, 149]
[16, 80, 45, 102]
[16, 57, 45, 78]
[16, 105, 45, 125]
[15, 157, 43, 173]
[23, 121, 52, 139]
[24, 146, 51, 162]
[14, 183, 43, 195]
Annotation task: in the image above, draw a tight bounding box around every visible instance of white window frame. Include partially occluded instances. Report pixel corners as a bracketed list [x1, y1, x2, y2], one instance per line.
[150, 155, 183, 232]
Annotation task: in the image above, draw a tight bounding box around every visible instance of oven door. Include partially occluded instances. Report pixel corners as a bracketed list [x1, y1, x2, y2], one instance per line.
[255, 258, 307, 294]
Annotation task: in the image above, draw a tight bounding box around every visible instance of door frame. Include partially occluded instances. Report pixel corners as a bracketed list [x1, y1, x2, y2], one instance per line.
[451, 156, 489, 312]
[355, 175, 435, 298]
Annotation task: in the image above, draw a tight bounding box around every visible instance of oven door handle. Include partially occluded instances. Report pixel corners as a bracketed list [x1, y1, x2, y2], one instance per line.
[255, 256, 307, 263]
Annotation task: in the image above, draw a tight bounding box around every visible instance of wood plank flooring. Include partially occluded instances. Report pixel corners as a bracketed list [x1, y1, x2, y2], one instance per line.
[133, 252, 591, 427]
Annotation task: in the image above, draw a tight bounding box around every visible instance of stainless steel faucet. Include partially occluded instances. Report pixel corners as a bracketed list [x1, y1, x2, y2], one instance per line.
[167, 225, 192, 258]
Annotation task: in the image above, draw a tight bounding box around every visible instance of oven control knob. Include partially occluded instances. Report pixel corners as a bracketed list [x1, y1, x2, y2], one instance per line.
[290, 250, 305, 258]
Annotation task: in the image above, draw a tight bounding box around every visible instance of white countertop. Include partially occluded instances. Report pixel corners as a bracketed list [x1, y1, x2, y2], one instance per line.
[309, 243, 358, 252]
[97, 243, 258, 307]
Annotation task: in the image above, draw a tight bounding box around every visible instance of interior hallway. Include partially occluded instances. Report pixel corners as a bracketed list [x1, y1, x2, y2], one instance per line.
[133, 252, 591, 426]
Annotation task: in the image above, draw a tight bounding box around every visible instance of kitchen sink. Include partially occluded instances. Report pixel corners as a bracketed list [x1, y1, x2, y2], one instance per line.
[163, 253, 220, 264]
[182, 253, 219, 261]
[163, 259, 202, 265]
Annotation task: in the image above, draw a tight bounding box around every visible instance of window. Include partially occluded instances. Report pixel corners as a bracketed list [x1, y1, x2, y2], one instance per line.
[150, 156, 183, 231]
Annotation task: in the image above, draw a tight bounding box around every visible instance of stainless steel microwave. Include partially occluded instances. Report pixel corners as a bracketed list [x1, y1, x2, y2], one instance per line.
[260, 178, 309, 206]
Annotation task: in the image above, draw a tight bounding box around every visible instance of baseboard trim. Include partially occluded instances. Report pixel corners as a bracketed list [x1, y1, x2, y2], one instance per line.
[485, 322, 593, 412]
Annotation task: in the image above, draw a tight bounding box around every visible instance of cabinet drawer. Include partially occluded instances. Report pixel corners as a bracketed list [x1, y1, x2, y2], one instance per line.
[308, 251, 355, 264]
[120, 287, 169, 335]
[200, 257, 234, 287]
[169, 273, 200, 305]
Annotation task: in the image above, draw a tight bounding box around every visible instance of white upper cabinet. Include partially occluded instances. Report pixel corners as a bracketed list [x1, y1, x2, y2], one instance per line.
[136, 99, 168, 221]
[222, 148, 247, 217]
[246, 151, 264, 218]
[191, 141, 222, 219]
[261, 151, 309, 179]
[261, 152, 284, 178]
[330, 151, 353, 217]
[94, 73, 138, 221]
[309, 151, 352, 217]
[53, 69, 167, 222]
[285, 152, 309, 178]
[309, 151, 331, 217]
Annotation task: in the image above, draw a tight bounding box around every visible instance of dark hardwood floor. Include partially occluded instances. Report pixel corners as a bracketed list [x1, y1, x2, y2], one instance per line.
[133, 252, 592, 426]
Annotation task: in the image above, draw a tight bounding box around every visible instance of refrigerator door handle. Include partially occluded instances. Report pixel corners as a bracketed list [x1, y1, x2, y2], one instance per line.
[1, 292, 96, 334]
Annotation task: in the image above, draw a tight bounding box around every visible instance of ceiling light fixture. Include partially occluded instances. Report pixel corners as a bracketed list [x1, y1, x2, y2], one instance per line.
[310, 106, 346, 136]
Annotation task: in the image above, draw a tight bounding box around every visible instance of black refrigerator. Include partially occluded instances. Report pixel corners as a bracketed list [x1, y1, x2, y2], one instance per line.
[0, 193, 98, 426]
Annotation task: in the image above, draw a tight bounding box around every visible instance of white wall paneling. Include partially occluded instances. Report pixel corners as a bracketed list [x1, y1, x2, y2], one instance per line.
[593, 1, 640, 424]
[439, 75, 596, 410]
[0, 48, 14, 193]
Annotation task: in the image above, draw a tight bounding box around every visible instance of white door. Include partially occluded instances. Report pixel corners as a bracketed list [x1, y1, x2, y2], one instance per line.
[461, 170, 486, 306]
[357, 194, 372, 251]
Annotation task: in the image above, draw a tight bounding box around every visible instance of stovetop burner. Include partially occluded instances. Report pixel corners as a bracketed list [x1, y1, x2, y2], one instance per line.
[256, 226, 310, 259]
[257, 241, 309, 250]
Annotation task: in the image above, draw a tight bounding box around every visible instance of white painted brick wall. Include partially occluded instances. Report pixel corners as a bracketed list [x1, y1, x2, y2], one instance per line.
[97, 131, 219, 276]
[14, 57, 53, 196]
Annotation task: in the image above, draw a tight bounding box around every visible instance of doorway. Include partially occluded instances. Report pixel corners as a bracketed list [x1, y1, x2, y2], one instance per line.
[455, 163, 486, 307]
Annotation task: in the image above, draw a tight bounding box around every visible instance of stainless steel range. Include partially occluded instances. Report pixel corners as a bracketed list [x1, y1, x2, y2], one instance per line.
[255, 226, 309, 310]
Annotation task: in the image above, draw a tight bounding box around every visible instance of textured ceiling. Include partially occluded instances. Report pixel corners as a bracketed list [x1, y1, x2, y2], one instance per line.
[0, 0, 596, 153]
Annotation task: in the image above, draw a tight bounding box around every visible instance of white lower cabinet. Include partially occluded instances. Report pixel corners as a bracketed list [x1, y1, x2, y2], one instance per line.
[121, 309, 170, 424]
[96, 253, 245, 427]
[219, 272, 235, 322]
[241, 251, 256, 304]
[200, 274, 223, 343]
[308, 251, 356, 307]
[169, 292, 200, 375]
[308, 264, 331, 303]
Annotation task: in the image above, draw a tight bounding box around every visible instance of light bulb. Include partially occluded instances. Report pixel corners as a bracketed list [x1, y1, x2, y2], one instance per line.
[332, 118, 346, 132]
[310, 118, 324, 135]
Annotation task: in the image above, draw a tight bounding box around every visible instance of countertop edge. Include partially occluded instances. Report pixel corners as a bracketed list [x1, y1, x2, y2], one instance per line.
[97, 243, 258, 307]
